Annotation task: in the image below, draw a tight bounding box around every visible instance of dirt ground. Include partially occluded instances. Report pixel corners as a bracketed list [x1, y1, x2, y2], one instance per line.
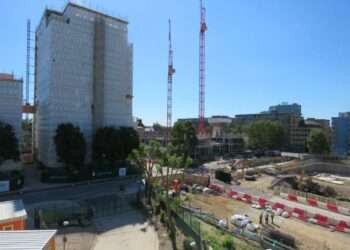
[188, 194, 350, 250]
[239, 175, 275, 195]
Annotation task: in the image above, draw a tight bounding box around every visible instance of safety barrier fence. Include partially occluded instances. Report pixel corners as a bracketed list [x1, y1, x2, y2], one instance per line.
[275, 186, 350, 216]
[182, 204, 295, 250]
[206, 183, 350, 234]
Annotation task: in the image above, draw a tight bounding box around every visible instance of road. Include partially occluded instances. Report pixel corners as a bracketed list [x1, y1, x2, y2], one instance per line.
[0, 177, 141, 205]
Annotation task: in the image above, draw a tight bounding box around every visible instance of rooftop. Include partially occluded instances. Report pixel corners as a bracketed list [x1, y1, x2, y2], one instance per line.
[45, 2, 128, 25]
[0, 199, 27, 222]
[0, 230, 56, 250]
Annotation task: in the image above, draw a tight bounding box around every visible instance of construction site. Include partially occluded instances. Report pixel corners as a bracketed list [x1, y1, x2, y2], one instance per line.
[174, 156, 350, 250]
[2, 0, 350, 250]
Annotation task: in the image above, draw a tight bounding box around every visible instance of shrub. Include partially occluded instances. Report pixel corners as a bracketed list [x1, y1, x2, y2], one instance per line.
[92, 126, 139, 169]
[0, 121, 19, 161]
[54, 123, 86, 171]
[222, 236, 235, 250]
[183, 237, 195, 250]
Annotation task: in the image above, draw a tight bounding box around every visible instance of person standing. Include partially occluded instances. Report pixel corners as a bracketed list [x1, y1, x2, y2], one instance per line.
[259, 212, 263, 224]
[264, 211, 269, 224]
[271, 212, 275, 224]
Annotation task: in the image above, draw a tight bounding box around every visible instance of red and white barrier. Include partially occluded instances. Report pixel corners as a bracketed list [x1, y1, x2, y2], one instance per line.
[208, 183, 224, 193]
[307, 197, 318, 207]
[292, 207, 307, 221]
[242, 194, 252, 203]
[288, 194, 298, 202]
[314, 214, 328, 227]
[218, 185, 350, 233]
[327, 202, 339, 213]
[272, 202, 285, 210]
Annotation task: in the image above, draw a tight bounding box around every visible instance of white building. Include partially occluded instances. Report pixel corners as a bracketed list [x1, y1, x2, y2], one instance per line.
[35, 3, 133, 167]
[0, 73, 22, 140]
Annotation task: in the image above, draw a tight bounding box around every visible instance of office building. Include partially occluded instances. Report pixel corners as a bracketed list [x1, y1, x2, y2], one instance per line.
[269, 102, 302, 116]
[332, 112, 350, 157]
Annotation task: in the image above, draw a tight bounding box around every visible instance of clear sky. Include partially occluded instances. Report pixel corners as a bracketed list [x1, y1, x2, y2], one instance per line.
[1, 0, 350, 125]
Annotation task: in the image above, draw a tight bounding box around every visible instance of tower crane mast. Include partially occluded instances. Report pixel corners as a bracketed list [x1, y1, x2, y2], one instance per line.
[166, 19, 175, 143]
[198, 0, 207, 135]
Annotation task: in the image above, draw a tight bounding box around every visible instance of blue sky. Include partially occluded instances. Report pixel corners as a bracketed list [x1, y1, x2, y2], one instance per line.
[1, 0, 350, 125]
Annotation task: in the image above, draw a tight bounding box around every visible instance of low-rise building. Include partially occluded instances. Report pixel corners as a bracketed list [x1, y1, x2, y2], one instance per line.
[0, 199, 27, 230]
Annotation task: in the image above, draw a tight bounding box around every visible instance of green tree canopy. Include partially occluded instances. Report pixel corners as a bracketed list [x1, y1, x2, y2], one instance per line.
[128, 140, 162, 203]
[171, 121, 198, 163]
[0, 121, 19, 162]
[247, 120, 285, 150]
[92, 126, 139, 168]
[307, 128, 330, 154]
[54, 123, 86, 170]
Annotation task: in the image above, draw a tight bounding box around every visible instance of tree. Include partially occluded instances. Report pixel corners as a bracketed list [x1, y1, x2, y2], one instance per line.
[118, 127, 139, 160]
[92, 127, 120, 167]
[0, 121, 19, 162]
[171, 121, 198, 164]
[307, 129, 330, 155]
[128, 140, 162, 204]
[93, 127, 139, 168]
[247, 120, 284, 150]
[54, 123, 86, 171]
[152, 122, 164, 132]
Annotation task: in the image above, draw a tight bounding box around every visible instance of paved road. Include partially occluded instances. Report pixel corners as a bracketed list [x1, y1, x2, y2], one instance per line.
[0, 178, 141, 205]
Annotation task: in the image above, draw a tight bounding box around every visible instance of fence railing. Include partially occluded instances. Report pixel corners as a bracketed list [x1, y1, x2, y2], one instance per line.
[182, 204, 296, 250]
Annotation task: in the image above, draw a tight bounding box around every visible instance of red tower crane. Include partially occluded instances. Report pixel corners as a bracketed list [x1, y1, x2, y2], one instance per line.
[166, 19, 175, 143]
[198, 0, 207, 135]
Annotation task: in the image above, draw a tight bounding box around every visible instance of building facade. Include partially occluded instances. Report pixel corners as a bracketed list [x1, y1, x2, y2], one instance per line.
[234, 103, 330, 152]
[35, 3, 133, 167]
[0, 73, 22, 140]
[268, 103, 301, 116]
[332, 112, 350, 157]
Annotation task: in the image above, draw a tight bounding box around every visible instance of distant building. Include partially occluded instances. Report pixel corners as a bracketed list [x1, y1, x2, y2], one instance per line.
[332, 112, 350, 157]
[176, 116, 243, 160]
[208, 116, 232, 138]
[234, 103, 330, 152]
[269, 102, 302, 116]
[0, 73, 22, 140]
[35, 3, 133, 167]
[289, 118, 329, 152]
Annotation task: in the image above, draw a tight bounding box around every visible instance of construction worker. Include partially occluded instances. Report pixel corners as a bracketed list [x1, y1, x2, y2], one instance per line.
[264, 211, 269, 225]
[259, 212, 263, 224]
[271, 212, 275, 224]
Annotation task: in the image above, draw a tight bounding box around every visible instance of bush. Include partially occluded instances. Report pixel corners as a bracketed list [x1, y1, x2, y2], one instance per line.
[222, 236, 235, 250]
[54, 123, 86, 171]
[183, 237, 195, 250]
[92, 127, 139, 169]
[0, 121, 19, 161]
